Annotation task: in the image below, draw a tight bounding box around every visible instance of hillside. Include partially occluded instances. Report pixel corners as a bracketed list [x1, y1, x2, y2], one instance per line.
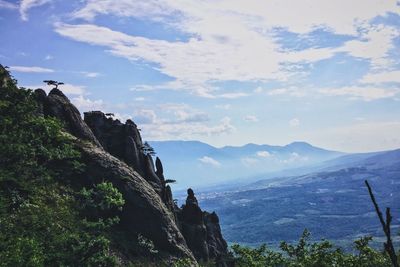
[1, 64, 399, 266]
[0, 65, 229, 266]
[197, 148, 400, 249]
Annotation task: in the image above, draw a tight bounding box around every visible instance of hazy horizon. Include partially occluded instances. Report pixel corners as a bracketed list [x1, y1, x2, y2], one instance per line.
[148, 138, 394, 154]
[1, 0, 400, 153]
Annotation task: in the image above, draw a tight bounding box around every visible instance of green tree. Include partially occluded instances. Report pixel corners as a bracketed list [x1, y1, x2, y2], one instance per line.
[0, 66, 121, 266]
[231, 230, 393, 267]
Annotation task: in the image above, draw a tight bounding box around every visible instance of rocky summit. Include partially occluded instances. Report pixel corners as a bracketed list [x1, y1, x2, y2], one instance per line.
[30, 78, 229, 265]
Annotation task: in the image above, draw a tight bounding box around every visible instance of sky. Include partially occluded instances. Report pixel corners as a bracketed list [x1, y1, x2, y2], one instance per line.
[1, 0, 400, 153]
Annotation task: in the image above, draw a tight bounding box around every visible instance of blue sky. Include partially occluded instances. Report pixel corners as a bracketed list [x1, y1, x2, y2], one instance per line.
[1, 0, 400, 153]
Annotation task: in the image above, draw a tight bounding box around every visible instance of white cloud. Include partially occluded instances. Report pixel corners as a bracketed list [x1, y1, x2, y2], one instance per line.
[254, 87, 263, 93]
[267, 87, 307, 97]
[337, 24, 399, 69]
[319, 86, 398, 101]
[72, 0, 175, 21]
[113, 113, 133, 123]
[268, 88, 288, 96]
[256, 151, 271, 158]
[44, 54, 53, 60]
[0, 0, 17, 9]
[20, 0, 51, 21]
[134, 97, 145, 101]
[217, 92, 249, 99]
[198, 156, 221, 167]
[215, 104, 231, 110]
[281, 152, 309, 163]
[72, 95, 104, 111]
[73, 0, 400, 35]
[133, 109, 157, 124]
[115, 103, 234, 140]
[54, 22, 284, 96]
[303, 121, 400, 152]
[241, 156, 259, 167]
[81, 71, 100, 78]
[9, 65, 54, 73]
[140, 116, 235, 140]
[159, 103, 209, 123]
[58, 83, 86, 95]
[244, 115, 258, 122]
[57, 1, 400, 96]
[360, 70, 400, 84]
[289, 118, 300, 127]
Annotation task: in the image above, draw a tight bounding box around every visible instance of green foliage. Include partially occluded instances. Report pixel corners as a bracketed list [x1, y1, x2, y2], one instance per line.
[231, 229, 393, 267]
[0, 69, 121, 266]
[142, 141, 156, 156]
[171, 257, 195, 267]
[137, 234, 159, 256]
[1, 67, 397, 266]
[80, 181, 125, 222]
[231, 243, 285, 267]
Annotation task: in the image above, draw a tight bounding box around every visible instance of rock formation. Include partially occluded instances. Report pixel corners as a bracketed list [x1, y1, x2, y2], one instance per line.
[31, 86, 228, 264]
[35, 88, 101, 147]
[178, 189, 228, 264]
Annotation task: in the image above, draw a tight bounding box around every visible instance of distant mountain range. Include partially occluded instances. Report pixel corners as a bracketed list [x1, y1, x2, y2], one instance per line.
[149, 140, 345, 189]
[150, 140, 400, 249]
[196, 148, 400, 249]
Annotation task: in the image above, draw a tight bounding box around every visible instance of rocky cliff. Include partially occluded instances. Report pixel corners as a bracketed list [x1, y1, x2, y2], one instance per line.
[32, 84, 229, 265]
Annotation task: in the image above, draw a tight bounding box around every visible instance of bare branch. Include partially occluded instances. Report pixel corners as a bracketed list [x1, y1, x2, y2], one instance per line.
[365, 180, 398, 267]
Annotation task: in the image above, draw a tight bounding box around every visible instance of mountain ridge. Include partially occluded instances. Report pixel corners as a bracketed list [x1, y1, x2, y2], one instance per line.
[149, 140, 346, 189]
[197, 147, 400, 249]
[0, 65, 229, 266]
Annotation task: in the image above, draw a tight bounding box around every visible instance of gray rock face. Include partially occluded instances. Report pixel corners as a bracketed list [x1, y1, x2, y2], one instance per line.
[204, 212, 228, 261]
[33, 90, 195, 260]
[178, 189, 229, 263]
[75, 138, 194, 260]
[42, 88, 102, 147]
[34, 89, 228, 264]
[84, 111, 145, 176]
[84, 111, 165, 196]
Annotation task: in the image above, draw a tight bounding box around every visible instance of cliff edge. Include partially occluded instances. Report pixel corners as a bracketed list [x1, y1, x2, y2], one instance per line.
[33, 84, 229, 265]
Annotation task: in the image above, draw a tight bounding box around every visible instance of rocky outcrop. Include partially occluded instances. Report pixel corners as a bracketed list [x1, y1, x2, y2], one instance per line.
[83, 112, 143, 171]
[178, 189, 229, 264]
[31, 87, 228, 265]
[35, 88, 101, 147]
[32, 89, 194, 261]
[75, 137, 194, 260]
[204, 212, 228, 262]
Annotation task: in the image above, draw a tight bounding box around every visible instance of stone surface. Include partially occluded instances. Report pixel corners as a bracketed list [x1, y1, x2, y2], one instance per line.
[204, 212, 228, 260]
[84, 111, 146, 176]
[33, 88, 229, 265]
[75, 137, 195, 260]
[44, 88, 101, 147]
[178, 189, 229, 263]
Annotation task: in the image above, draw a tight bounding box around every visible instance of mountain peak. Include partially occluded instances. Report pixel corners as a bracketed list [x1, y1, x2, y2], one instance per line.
[286, 141, 313, 148]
